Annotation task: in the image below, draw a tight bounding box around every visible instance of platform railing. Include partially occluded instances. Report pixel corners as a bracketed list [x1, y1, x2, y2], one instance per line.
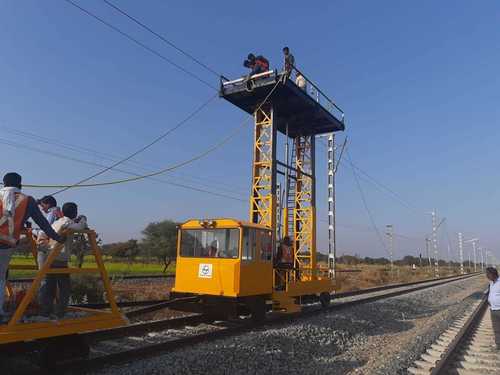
[220, 66, 345, 125]
[289, 65, 345, 124]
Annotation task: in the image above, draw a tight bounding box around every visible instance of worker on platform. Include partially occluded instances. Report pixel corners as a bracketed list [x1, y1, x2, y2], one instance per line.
[275, 236, 293, 290]
[243, 53, 270, 78]
[277, 236, 293, 266]
[0, 173, 64, 323]
[40, 202, 87, 318]
[283, 46, 295, 78]
[295, 72, 307, 92]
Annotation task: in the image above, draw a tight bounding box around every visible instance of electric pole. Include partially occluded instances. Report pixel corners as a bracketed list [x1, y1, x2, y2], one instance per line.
[386, 224, 394, 272]
[327, 133, 336, 278]
[431, 210, 439, 277]
[425, 237, 432, 271]
[458, 232, 464, 274]
[480, 247, 484, 270]
[471, 239, 478, 272]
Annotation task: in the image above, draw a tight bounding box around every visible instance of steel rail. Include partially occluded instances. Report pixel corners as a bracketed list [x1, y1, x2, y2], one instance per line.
[17, 273, 479, 374]
[429, 295, 488, 375]
[9, 273, 175, 284]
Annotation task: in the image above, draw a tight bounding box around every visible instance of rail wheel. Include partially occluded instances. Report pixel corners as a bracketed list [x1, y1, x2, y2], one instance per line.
[319, 292, 331, 308]
[248, 297, 266, 322]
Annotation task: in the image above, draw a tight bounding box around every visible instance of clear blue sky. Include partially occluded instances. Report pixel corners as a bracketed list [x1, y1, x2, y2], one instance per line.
[1, 1, 499, 262]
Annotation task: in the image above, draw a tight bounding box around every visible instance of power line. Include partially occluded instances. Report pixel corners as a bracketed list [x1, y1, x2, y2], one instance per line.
[0, 137, 246, 202]
[102, 0, 220, 78]
[318, 138, 422, 215]
[63, 0, 217, 90]
[11, 80, 281, 191]
[0, 126, 248, 195]
[49, 92, 218, 195]
[345, 148, 389, 255]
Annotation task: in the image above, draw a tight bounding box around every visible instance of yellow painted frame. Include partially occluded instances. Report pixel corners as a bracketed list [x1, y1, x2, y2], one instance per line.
[0, 230, 127, 345]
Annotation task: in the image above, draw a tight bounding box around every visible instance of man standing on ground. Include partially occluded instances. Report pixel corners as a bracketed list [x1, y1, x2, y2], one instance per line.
[486, 267, 500, 350]
[0, 172, 64, 322]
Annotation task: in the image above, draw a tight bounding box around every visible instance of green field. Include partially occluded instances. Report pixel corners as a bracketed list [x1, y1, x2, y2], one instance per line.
[9, 255, 175, 278]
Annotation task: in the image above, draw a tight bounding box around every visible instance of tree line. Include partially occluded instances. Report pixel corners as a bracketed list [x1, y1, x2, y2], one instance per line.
[101, 219, 178, 272]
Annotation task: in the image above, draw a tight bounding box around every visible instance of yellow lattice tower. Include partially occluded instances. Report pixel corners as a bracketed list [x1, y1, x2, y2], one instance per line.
[293, 135, 316, 280]
[249, 105, 276, 232]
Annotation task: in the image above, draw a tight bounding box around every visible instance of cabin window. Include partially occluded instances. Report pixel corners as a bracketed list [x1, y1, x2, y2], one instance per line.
[242, 228, 256, 261]
[259, 230, 272, 261]
[180, 229, 239, 258]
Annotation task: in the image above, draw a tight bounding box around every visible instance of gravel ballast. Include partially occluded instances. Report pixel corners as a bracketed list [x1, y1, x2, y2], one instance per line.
[86, 275, 485, 375]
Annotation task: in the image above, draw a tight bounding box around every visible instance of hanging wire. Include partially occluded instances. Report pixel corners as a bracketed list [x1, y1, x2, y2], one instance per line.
[63, 0, 218, 90]
[346, 148, 389, 255]
[0, 126, 248, 195]
[48, 93, 217, 195]
[13, 80, 281, 191]
[102, 0, 221, 78]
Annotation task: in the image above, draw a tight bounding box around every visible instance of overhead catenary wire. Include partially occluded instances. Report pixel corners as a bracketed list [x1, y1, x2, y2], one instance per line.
[345, 148, 389, 255]
[318, 138, 422, 216]
[48, 93, 218, 195]
[16, 80, 282, 191]
[102, 0, 220, 78]
[0, 126, 248, 195]
[0, 137, 246, 202]
[63, 0, 218, 91]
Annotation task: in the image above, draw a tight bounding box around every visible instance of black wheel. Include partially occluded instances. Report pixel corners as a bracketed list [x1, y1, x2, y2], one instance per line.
[248, 297, 266, 323]
[319, 292, 331, 308]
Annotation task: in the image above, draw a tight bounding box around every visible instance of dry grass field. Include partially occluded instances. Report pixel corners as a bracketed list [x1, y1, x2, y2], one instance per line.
[335, 263, 463, 292]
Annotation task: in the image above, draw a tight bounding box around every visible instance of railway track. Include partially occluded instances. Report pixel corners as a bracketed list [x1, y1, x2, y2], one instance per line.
[408, 291, 500, 374]
[7, 273, 480, 374]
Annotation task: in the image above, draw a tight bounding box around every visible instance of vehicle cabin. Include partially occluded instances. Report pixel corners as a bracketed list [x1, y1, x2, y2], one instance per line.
[172, 219, 273, 299]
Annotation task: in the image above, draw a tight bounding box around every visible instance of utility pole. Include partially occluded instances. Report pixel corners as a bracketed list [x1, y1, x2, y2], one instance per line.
[458, 232, 464, 275]
[464, 238, 479, 272]
[480, 247, 484, 270]
[471, 240, 478, 272]
[386, 224, 394, 272]
[431, 210, 439, 277]
[425, 237, 432, 271]
[327, 133, 336, 278]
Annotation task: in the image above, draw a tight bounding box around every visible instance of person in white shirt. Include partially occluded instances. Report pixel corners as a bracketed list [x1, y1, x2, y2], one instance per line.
[39, 202, 87, 318]
[35, 195, 63, 268]
[295, 73, 307, 92]
[487, 267, 500, 349]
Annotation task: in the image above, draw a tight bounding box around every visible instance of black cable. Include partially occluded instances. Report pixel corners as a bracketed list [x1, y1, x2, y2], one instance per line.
[49, 92, 218, 195]
[63, 0, 217, 91]
[0, 126, 248, 195]
[346, 149, 389, 255]
[102, 0, 220, 78]
[0, 137, 246, 202]
[318, 138, 422, 215]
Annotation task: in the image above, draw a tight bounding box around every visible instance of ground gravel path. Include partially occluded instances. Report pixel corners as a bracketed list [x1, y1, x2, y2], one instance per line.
[86, 275, 486, 375]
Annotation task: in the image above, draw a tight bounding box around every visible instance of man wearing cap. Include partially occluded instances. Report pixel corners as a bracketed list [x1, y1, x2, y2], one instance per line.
[0, 172, 64, 322]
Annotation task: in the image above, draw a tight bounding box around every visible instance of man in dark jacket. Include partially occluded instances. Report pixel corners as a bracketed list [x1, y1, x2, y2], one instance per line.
[0, 172, 64, 322]
[244, 53, 270, 77]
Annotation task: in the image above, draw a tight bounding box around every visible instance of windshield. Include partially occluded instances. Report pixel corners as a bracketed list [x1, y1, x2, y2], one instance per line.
[180, 228, 240, 259]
